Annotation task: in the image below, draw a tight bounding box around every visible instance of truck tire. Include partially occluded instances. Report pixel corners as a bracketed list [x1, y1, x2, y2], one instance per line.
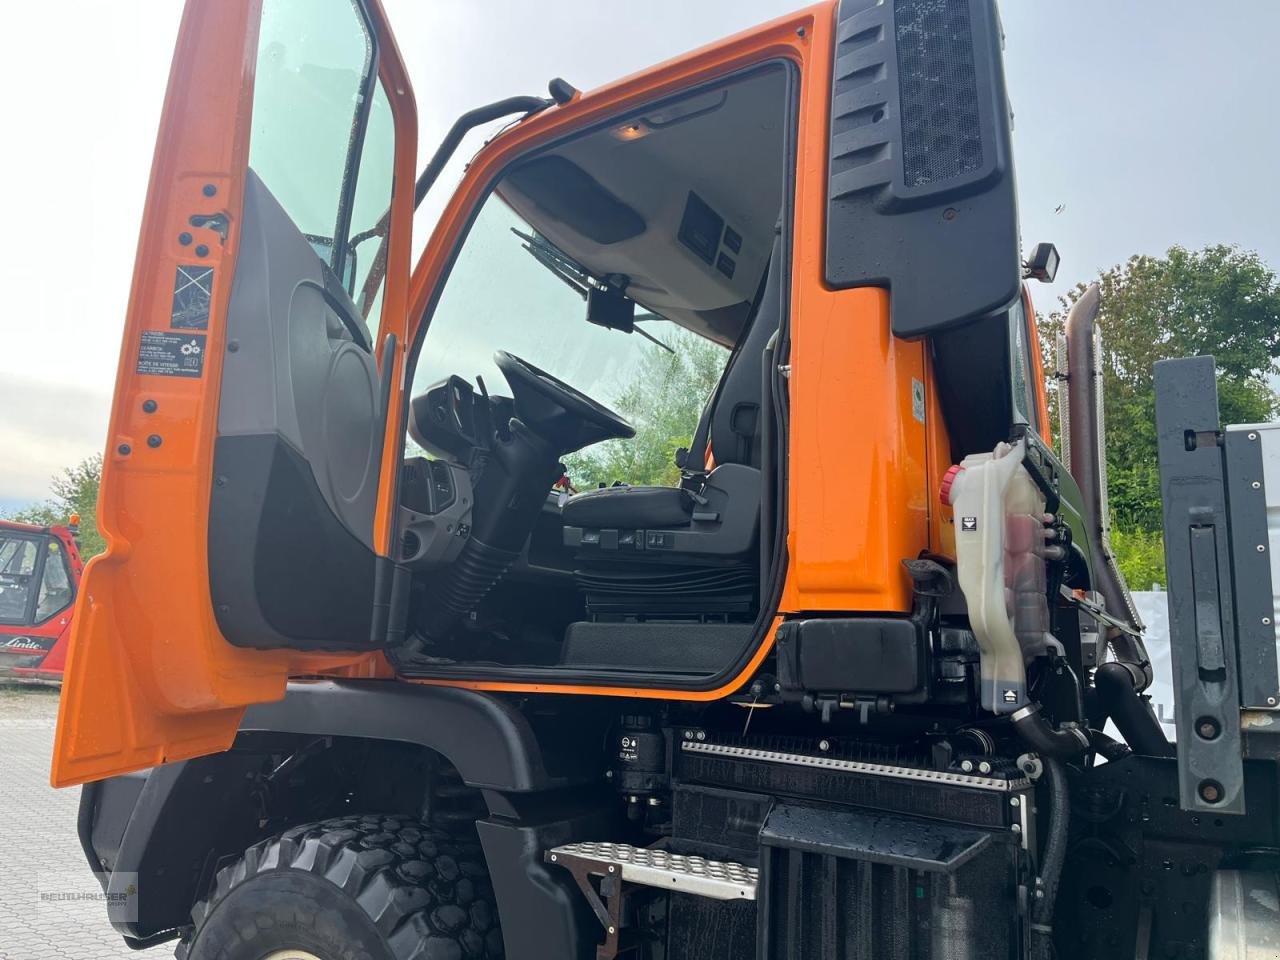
[180, 813, 502, 960]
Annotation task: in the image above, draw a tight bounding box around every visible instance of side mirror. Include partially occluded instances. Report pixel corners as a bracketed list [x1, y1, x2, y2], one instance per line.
[1023, 243, 1060, 283]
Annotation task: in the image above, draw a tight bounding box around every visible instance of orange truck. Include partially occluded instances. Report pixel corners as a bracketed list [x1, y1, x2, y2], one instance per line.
[0, 517, 83, 681]
[51, 0, 1280, 958]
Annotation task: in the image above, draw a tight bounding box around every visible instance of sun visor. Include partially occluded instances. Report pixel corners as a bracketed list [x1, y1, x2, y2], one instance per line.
[504, 155, 647, 245]
[825, 0, 1021, 338]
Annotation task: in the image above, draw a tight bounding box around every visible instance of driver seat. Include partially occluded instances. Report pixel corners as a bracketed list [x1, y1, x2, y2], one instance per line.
[560, 234, 780, 562]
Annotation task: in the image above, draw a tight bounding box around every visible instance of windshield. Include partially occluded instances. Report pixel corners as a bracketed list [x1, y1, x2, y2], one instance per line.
[412, 196, 673, 406]
[410, 194, 730, 483]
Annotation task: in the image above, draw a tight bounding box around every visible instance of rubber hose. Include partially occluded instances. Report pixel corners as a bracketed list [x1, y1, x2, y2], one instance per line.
[1031, 756, 1069, 960]
[1094, 661, 1173, 757]
[1089, 728, 1133, 763]
[1012, 703, 1090, 759]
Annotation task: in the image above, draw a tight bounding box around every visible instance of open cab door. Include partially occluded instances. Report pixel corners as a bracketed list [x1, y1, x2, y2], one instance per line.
[53, 0, 417, 786]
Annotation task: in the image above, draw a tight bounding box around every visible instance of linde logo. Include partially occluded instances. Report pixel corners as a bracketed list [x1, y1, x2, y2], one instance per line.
[0, 636, 46, 652]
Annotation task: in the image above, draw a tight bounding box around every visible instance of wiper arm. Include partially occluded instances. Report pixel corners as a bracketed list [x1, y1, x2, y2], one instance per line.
[631, 318, 675, 355]
[511, 228, 591, 299]
[512, 229, 675, 355]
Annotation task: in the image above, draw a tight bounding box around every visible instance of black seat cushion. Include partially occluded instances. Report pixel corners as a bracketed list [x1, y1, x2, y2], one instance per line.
[562, 485, 692, 529]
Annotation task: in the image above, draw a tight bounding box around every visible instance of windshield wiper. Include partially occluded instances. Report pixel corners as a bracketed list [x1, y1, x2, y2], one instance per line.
[511, 228, 591, 299]
[511, 229, 674, 354]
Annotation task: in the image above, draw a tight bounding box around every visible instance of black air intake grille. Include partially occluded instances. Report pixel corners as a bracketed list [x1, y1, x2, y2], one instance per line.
[759, 846, 1018, 959]
[757, 803, 1022, 959]
[896, 0, 983, 188]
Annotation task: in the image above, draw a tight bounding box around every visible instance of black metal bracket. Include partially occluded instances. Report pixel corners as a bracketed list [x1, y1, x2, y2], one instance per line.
[1222, 427, 1279, 708]
[1154, 356, 1245, 814]
[545, 849, 629, 960]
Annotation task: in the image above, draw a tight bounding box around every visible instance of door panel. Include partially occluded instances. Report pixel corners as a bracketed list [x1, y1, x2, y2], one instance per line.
[52, 0, 416, 787]
[210, 171, 383, 650]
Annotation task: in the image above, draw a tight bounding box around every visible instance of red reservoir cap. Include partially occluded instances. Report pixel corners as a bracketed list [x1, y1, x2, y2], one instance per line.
[940, 464, 963, 506]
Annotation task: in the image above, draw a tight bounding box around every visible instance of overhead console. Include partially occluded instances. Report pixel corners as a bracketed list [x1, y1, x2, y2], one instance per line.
[494, 65, 788, 349]
[677, 191, 745, 283]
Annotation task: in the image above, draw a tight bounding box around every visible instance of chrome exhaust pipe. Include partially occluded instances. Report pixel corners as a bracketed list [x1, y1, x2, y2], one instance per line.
[1061, 283, 1152, 684]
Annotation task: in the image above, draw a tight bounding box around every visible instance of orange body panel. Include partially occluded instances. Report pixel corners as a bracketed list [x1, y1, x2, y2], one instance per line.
[57, 0, 979, 780]
[781, 288, 928, 614]
[52, 0, 415, 787]
[1024, 286, 1054, 442]
[924, 348, 958, 561]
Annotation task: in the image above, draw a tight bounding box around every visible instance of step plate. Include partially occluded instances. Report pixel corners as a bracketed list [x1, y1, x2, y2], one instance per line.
[547, 841, 758, 901]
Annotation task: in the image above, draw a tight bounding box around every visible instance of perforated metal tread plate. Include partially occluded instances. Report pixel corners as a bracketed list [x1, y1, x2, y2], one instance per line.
[547, 841, 758, 901]
[682, 739, 1031, 792]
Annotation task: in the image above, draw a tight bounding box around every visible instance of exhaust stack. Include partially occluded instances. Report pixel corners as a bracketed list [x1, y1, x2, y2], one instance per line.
[1061, 284, 1151, 681]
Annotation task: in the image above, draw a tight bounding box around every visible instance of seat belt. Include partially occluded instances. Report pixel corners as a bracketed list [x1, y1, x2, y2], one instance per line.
[677, 400, 715, 475]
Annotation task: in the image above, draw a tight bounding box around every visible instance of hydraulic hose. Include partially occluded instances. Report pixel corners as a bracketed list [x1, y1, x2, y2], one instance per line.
[1094, 661, 1173, 757]
[1031, 756, 1069, 960]
[1011, 703, 1090, 759]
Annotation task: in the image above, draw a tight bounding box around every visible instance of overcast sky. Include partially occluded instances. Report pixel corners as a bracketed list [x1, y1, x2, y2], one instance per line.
[2, 1, 1278, 511]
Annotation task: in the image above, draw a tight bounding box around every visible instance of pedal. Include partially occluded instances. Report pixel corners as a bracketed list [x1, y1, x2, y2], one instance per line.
[547, 841, 757, 900]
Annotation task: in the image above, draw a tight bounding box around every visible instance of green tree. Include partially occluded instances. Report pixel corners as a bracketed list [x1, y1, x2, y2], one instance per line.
[564, 327, 726, 488]
[8, 455, 105, 558]
[1038, 245, 1280, 585]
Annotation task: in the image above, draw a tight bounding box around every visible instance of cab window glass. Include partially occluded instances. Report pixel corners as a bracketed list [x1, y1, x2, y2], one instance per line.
[1009, 297, 1039, 431]
[249, 0, 394, 323]
[346, 82, 395, 321]
[35, 541, 73, 621]
[0, 534, 39, 622]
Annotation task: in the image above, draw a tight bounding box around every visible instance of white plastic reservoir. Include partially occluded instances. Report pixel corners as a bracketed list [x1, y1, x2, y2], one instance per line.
[945, 439, 1054, 714]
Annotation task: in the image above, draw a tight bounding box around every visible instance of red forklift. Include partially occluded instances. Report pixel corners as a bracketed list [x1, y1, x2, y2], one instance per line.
[0, 517, 84, 681]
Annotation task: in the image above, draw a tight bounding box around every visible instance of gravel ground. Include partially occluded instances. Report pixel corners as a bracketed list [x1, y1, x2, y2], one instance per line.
[0, 682, 140, 959]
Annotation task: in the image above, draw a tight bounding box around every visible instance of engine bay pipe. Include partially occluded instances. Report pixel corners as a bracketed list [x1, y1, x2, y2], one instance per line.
[1011, 703, 1090, 758]
[1063, 284, 1152, 683]
[1094, 661, 1173, 757]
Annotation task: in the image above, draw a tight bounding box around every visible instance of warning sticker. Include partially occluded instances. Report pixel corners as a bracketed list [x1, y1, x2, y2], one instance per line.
[960, 516, 978, 532]
[137, 331, 206, 378]
[170, 264, 213, 329]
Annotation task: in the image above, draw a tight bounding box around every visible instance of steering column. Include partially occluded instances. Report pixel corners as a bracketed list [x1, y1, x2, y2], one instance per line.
[413, 350, 634, 644]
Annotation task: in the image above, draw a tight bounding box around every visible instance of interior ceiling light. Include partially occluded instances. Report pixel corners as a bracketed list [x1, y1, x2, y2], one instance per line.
[611, 120, 650, 142]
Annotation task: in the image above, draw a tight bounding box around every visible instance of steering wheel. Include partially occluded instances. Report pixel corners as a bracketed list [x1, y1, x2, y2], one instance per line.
[494, 350, 635, 453]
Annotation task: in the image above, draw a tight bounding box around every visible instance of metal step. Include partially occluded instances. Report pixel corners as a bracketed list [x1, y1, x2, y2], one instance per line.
[547, 841, 758, 901]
